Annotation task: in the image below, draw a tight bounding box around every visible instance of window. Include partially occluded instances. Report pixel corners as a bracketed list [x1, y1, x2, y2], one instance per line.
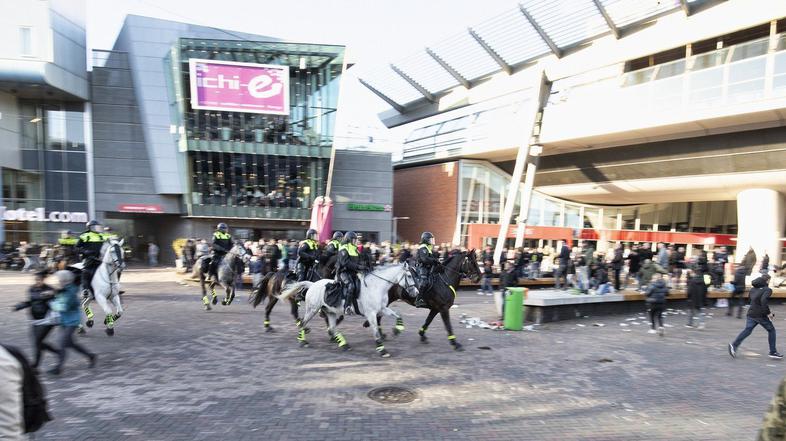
[19, 27, 33, 56]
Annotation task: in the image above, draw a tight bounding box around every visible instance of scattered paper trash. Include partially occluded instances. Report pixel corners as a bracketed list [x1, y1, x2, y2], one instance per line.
[619, 323, 629, 327]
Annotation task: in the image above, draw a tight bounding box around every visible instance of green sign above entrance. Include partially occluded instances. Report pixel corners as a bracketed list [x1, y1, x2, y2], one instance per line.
[348, 203, 390, 212]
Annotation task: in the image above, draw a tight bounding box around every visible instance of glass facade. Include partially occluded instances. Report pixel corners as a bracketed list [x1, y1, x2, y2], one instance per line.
[459, 161, 740, 246]
[167, 38, 344, 220]
[4, 101, 88, 243]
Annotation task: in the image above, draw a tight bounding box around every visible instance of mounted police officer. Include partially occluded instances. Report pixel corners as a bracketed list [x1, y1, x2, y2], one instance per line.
[296, 229, 320, 282]
[320, 231, 342, 275]
[337, 231, 364, 315]
[206, 223, 232, 280]
[415, 231, 441, 307]
[75, 220, 106, 297]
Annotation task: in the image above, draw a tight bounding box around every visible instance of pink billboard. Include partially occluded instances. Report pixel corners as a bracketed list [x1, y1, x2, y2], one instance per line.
[189, 59, 290, 115]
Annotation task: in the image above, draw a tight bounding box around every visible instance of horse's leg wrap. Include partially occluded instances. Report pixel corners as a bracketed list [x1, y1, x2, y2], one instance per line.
[104, 314, 115, 329]
[334, 332, 348, 348]
[394, 317, 405, 333]
[264, 320, 271, 328]
[375, 339, 389, 357]
[297, 328, 307, 346]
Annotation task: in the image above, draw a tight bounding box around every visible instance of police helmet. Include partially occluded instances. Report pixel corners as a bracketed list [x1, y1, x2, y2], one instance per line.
[343, 231, 358, 244]
[421, 231, 434, 244]
[306, 228, 318, 240]
[86, 220, 101, 232]
[216, 222, 228, 233]
[332, 231, 343, 241]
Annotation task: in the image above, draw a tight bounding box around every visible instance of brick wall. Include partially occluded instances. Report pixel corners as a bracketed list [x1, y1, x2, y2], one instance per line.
[393, 162, 458, 243]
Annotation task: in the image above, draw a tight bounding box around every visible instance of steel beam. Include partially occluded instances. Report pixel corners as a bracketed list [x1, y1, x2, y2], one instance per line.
[591, 0, 620, 39]
[390, 64, 436, 102]
[426, 48, 470, 88]
[358, 79, 406, 113]
[518, 5, 562, 58]
[468, 28, 512, 74]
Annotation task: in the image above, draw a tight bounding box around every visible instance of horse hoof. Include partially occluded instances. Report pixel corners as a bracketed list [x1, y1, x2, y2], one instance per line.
[105, 328, 115, 336]
[453, 343, 464, 352]
[265, 327, 275, 333]
[420, 336, 428, 343]
[299, 341, 309, 348]
[340, 345, 351, 351]
[204, 305, 211, 311]
[379, 349, 391, 358]
[392, 328, 401, 336]
[86, 319, 94, 328]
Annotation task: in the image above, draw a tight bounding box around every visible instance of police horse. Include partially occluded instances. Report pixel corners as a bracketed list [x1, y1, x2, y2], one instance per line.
[75, 238, 126, 336]
[249, 255, 338, 331]
[279, 263, 418, 357]
[367, 250, 482, 351]
[199, 243, 248, 310]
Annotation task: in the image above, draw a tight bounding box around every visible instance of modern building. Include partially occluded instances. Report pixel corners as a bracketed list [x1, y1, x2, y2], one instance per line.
[0, 0, 90, 244]
[329, 149, 393, 243]
[92, 15, 346, 260]
[360, 0, 786, 265]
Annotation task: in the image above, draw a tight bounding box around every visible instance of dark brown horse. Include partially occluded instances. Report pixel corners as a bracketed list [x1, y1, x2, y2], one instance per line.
[366, 250, 481, 351]
[249, 257, 337, 331]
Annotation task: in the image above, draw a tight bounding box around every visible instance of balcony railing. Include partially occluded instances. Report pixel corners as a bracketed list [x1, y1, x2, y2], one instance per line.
[189, 204, 311, 221]
[541, 34, 786, 142]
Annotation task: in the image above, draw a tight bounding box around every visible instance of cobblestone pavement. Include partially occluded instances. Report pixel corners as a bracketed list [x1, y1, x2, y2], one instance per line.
[1, 269, 784, 440]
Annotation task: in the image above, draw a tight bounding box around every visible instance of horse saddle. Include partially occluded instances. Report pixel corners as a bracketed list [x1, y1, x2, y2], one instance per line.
[325, 282, 342, 307]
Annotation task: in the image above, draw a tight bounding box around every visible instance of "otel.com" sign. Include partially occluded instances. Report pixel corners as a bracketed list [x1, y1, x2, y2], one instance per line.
[0, 207, 88, 223]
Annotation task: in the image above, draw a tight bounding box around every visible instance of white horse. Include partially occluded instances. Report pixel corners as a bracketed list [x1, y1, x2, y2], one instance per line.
[77, 239, 125, 336]
[279, 263, 418, 357]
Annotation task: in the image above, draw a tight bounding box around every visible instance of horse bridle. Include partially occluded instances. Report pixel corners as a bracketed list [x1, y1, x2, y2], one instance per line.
[366, 265, 418, 296]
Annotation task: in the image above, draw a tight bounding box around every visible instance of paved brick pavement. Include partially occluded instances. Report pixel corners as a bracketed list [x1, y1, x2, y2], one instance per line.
[0, 269, 784, 440]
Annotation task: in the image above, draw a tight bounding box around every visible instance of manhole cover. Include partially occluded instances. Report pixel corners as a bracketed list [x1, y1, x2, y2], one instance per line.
[368, 387, 418, 404]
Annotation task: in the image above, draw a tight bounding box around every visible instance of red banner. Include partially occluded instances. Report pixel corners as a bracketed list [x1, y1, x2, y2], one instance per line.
[117, 204, 163, 213]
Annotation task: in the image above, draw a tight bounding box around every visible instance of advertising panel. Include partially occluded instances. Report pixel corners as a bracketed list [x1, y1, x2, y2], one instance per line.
[189, 59, 290, 115]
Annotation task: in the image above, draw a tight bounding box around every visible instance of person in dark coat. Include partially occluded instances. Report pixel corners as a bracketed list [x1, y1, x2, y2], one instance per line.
[611, 244, 624, 291]
[728, 264, 747, 319]
[686, 270, 706, 328]
[645, 274, 669, 336]
[12, 271, 58, 368]
[625, 245, 641, 290]
[554, 243, 571, 290]
[729, 274, 782, 359]
[743, 247, 757, 276]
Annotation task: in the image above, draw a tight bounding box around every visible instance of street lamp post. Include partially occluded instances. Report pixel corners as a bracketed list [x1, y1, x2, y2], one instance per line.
[392, 216, 410, 243]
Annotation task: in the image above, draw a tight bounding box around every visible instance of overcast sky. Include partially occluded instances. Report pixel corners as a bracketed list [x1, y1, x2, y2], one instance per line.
[85, 0, 519, 151]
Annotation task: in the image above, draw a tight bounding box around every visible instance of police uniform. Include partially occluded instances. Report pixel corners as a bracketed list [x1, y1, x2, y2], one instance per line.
[320, 232, 342, 276]
[415, 232, 440, 307]
[76, 230, 105, 294]
[208, 229, 232, 277]
[296, 233, 320, 282]
[337, 233, 363, 314]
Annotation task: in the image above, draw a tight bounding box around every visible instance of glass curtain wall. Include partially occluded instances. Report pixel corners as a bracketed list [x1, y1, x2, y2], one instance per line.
[171, 39, 344, 220]
[6, 101, 88, 243]
[458, 161, 741, 246]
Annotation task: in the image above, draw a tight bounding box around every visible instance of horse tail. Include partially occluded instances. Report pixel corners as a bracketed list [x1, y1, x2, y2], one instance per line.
[279, 281, 312, 302]
[250, 272, 274, 308]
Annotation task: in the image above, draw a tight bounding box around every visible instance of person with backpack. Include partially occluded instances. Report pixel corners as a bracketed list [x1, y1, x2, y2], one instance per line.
[47, 270, 97, 375]
[0, 343, 51, 438]
[12, 271, 58, 368]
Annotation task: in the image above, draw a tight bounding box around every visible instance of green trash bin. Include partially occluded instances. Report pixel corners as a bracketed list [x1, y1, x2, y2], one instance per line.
[504, 287, 526, 331]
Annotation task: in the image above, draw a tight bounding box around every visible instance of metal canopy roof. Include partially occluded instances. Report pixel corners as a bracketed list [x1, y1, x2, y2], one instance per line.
[359, 0, 719, 112]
